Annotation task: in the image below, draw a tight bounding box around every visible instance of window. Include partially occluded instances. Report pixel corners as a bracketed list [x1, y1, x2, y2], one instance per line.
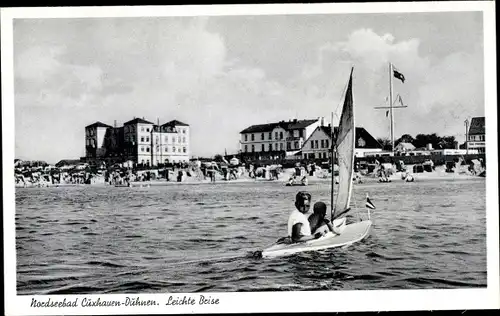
[275, 132, 278, 140]
[141, 137, 144, 142]
[173, 137, 176, 143]
[141, 159, 145, 164]
[183, 137, 186, 143]
[269, 132, 272, 140]
[287, 142, 291, 150]
[280, 143, 284, 151]
[182, 129, 186, 134]
[146, 128, 150, 132]
[251, 145, 255, 152]
[261, 144, 265, 152]
[251, 134, 255, 141]
[321, 140, 324, 148]
[311, 142, 314, 149]
[275, 143, 278, 150]
[261, 133, 264, 140]
[146, 137, 149, 142]
[245, 134, 248, 141]
[86, 139, 90, 146]
[141, 127, 144, 132]
[156, 146, 159, 152]
[165, 147, 168, 152]
[294, 141, 299, 149]
[141, 147, 144, 152]
[244, 145, 248, 152]
[183, 147, 186, 153]
[268, 144, 272, 151]
[325, 140, 329, 148]
[165, 136, 168, 142]
[315, 140, 319, 148]
[280, 132, 283, 140]
[178, 137, 181, 143]
[173, 147, 176, 152]
[299, 130, 303, 138]
[146, 147, 150, 152]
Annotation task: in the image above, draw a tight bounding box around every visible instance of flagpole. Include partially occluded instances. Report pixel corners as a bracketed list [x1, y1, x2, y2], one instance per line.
[389, 62, 395, 153]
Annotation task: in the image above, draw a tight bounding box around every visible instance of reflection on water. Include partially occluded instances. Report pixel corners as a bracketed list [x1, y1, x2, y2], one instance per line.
[15, 178, 486, 294]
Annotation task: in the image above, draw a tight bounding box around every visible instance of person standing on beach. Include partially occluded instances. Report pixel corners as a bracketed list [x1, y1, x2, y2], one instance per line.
[288, 191, 323, 243]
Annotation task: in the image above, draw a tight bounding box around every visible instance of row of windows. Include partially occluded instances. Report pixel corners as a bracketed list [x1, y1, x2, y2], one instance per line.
[244, 141, 300, 152]
[468, 135, 485, 141]
[243, 130, 303, 142]
[304, 152, 330, 159]
[310, 139, 330, 149]
[125, 136, 188, 143]
[140, 146, 187, 153]
[125, 125, 188, 134]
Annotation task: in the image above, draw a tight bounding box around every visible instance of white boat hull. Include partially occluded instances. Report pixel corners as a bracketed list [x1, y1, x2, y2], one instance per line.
[262, 220, 372, 258]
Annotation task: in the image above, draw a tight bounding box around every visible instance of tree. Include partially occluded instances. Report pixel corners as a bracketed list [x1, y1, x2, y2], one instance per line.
[376, 137, 393, 151]
[395, 134, 415, 147]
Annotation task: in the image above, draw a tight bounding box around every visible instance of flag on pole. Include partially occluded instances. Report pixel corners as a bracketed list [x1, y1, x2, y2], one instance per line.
[398, 95, 405, 106]
[393, 65, 405, 83]
[366, 196, 376, 209]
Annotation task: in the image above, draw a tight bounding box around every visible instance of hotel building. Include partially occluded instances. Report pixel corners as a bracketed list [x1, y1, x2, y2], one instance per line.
[84, 118, 190, 166]
[239, 118, 321, 160]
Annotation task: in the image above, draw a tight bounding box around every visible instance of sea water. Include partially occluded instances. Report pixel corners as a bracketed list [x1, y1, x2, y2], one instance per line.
[14, 178, 486, 294]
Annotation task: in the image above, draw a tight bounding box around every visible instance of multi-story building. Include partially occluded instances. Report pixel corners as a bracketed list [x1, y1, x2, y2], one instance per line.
[239, 118, 321, 160]
[467, 117, 485, 154]
[85, 121, 113, 158]
[301, 125, 382, 159]
[151, 120, 190, 165]
[84, 118, 190, 166]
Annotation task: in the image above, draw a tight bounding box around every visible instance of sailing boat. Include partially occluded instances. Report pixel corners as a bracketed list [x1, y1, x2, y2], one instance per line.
[261, 68, 373, 258]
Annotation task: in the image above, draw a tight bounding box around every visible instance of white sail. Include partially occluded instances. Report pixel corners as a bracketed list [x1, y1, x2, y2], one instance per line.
[333, 68, 355, 220]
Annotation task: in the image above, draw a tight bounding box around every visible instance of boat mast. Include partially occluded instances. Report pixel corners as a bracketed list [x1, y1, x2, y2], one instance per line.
[389, 62, 394, 153]
[330, 111, 335, 224]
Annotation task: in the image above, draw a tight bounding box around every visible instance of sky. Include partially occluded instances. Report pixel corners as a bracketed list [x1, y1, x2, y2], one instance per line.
[13, 11, 485, 163]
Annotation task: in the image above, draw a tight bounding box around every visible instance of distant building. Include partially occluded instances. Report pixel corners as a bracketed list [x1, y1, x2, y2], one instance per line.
[239, 118, 321, 160]
[302, 125, 382, 159]
[84, 118, 190, 166]
[467, 117, 485, 154]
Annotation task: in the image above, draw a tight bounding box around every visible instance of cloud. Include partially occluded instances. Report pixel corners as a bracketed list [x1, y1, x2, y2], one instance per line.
[296, 28, 482, 141]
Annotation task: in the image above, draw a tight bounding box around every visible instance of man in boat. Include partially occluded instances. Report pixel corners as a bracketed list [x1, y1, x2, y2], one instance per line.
[286, 191, 323, 243]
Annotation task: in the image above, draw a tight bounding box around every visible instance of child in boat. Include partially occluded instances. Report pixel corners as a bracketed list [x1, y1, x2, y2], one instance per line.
[308, 202, 334, 235]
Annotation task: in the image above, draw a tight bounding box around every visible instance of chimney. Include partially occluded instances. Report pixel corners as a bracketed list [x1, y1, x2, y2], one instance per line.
[320, 117, 324, 126]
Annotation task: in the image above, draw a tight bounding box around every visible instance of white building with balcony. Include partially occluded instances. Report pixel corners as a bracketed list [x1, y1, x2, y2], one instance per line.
[239, 118, 321, 160]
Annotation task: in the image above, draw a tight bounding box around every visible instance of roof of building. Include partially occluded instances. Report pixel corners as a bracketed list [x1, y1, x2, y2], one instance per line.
[85, 121, 112, 128]
[163, 119, 189, 127]
[305, 125, 382, 149]
[124, 118, 154, 125]
[240, 119, 319, 133]
[468, 117, 485, 135]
